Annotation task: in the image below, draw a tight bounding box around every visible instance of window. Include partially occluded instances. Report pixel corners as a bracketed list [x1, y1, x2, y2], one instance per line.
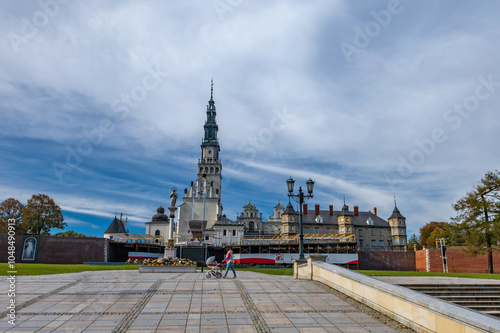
[371, 229, 375, 236]
[326, 229, 330, 235]
[358, 230, 363, 237]
[155, 230, 160, 236]
[379, 240, 384, 247]
[110, 235, 113, 240]
[359, 240, 363, 247]
[290, 226, 294, 231]
[223, 230, 227, 236]
[315, 228, 319, 234]
[401, 239, 405, 244]
[347, 227, 350, 233]
[284, 217, 288, 221]
[341, 228, 344, 233]
[400, 229, 404, 234]
[371, 240, 376, 247]
[205, 236, 209, 241]
[394, 239, 398, 244]
[233, 230, 236, 236]
[341, 218, 344, 222]
[379, 229, 383, 236]
[388, 240, 392, 247]
[290, 217, 294, 221]
[284, 226, 288, 232]
[305, 228, 310, 234]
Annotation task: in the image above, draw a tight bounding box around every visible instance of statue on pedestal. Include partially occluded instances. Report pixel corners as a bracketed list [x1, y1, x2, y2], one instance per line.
[170, 188, 178, 208]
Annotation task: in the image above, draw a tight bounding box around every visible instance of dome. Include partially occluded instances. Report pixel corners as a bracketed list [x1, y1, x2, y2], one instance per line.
[152, 206, 168, 222]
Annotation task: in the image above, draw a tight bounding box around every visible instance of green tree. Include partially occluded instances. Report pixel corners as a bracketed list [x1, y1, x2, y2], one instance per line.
[21, 194, 66, 235]
[53, 230, 84, 237]
[407, 233, 421, 250]
[452, 170, 500, 274]
[0, 198, 26, 234]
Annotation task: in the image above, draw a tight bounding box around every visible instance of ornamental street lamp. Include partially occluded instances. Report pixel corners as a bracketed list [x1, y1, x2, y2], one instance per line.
[287, 177, 315, 260]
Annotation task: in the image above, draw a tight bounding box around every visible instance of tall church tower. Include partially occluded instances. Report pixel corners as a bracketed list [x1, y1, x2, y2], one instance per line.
[198, 79, 222, 198]
[175, 80, 224, 244]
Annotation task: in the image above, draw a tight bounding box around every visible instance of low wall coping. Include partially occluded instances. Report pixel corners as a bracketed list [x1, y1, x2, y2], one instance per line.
[313, 262, 500, 333]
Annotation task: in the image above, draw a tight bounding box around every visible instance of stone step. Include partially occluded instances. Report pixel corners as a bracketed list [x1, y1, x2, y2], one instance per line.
[439, 296, 500, 302]
[450, 301, 500, 307]
[483, 311, 500, 318]
[421, 291, 500, 297]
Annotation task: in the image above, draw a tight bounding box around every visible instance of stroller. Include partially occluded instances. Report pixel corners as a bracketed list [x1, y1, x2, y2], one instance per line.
[205, 256, 222, 279]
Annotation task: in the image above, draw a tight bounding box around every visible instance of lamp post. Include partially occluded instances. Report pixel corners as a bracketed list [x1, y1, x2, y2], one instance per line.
[287, 177, 314, 260]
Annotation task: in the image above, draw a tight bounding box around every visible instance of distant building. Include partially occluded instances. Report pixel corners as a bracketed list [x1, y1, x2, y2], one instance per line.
[103, 214, 127, 240]
[280, 202, 407, 250]
[145, 206, 170, 243]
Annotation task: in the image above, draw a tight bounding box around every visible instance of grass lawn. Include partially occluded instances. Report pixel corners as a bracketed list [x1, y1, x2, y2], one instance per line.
[356, 270, 500, 280]
[0, 263, 138, 276]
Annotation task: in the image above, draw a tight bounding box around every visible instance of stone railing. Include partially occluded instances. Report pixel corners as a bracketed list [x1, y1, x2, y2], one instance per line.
[294, 255, 500, 333]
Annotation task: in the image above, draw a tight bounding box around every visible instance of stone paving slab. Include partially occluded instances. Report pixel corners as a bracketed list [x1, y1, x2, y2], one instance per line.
[1, 271, 414, 332]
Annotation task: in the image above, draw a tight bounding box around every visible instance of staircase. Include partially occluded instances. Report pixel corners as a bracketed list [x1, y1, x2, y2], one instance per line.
[399, 284, 500, 318]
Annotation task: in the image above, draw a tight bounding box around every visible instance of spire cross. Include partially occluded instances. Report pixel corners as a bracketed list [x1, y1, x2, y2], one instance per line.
[210, 78, 213, 99]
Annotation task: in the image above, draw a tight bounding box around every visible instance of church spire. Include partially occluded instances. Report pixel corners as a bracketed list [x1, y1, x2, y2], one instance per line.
[203, 79, 219, 146]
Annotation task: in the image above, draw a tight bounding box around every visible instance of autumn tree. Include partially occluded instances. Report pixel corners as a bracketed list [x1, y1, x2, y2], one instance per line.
[452, 170, 500, 274]
[419, 222, 447, 248]
[0, 198, 26, 234]
[21, 194, 66, 235]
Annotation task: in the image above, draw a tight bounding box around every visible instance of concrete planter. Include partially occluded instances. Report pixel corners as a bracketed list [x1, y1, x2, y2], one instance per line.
[139, 265, 197, 273]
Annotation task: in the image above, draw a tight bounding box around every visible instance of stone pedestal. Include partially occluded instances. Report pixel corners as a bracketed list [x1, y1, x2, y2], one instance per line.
[293, 259, 307, 279]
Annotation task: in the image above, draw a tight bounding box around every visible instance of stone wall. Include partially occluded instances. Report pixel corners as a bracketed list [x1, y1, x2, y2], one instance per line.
[0, 234, 107, 264]
[415, 248, 500, 273]
[358, 251, 415, 271]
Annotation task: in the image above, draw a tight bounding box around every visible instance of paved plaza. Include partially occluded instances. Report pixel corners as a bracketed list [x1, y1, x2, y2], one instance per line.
[1, 270, 414, 333]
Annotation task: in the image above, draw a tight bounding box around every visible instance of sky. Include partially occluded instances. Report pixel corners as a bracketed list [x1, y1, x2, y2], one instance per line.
[1, 0, 499, 238]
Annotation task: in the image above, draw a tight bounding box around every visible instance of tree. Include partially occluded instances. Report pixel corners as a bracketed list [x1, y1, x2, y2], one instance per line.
[407, 234, 421, 250]
[0, 198, 26, 234]
[53, 230, 84, 237]
[452, 170, 500, 274]
[419, 222, 447, 248]
[21, 194, 66, 235]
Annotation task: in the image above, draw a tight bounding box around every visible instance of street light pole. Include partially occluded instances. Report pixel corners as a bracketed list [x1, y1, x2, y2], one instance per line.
[287, 177, 314, 260]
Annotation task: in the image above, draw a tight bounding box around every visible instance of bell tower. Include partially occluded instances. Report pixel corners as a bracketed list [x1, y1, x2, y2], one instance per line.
[198, 79, 222, 198]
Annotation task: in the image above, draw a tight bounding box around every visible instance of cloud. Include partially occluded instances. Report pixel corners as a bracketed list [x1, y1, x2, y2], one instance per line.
[1, 1, 499, 238]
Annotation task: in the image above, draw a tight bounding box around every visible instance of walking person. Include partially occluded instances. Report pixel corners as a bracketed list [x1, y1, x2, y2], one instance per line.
[222, 249, 236, 278]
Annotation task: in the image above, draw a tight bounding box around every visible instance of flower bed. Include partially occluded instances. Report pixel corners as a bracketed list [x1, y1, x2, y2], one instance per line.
[128, 257, 198, 273]
[127, 257, 196, 267]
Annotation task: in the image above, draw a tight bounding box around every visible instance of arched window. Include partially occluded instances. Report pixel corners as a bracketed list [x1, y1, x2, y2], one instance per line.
[215, 167, 219, 174]
[216, 189, 219, 195]
[249, 221, 255, 231]
[210, 167, 214, 174]
[200, 167, 203, 173]
[155, 230, 160, 236]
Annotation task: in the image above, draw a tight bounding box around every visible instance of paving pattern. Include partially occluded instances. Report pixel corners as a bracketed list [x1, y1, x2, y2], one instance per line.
[1, 270, 414, 332]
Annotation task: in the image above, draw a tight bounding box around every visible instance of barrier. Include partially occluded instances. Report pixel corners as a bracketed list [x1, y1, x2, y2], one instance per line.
[294, 255, 500, 333]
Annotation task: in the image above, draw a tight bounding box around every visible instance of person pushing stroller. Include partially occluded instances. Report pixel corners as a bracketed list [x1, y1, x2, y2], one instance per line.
[222, 249, 236, 279]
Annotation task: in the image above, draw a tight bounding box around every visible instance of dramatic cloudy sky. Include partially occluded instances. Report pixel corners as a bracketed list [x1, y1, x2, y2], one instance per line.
[1, 0, 499, 238]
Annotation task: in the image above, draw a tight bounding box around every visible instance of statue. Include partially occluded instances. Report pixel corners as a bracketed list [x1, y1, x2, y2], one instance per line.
[170, 188, 178, 208]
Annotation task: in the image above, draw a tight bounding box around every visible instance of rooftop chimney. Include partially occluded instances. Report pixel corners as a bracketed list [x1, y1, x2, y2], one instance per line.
[303, 204, 308, 215]
[354, 206, 359, 216]
[374, 207, 377, 216]
[329, 205, 333, 215]
[315, 204, 320, 215]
